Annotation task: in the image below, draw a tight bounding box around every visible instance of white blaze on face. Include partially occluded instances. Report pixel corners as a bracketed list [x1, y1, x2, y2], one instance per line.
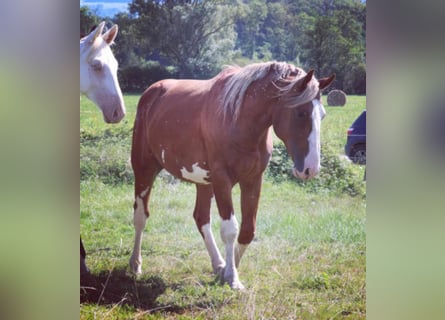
[303, 100, 325, 177]
[180, 162, 210, 184]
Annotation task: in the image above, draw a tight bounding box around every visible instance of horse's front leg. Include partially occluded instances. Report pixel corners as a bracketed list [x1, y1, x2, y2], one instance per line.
[129, 158, 161, 275]
[212, 172, 244, 290]
[129, 190, 149, 275]
[193, 185, 225, 275]
[236, 175, 263, 267]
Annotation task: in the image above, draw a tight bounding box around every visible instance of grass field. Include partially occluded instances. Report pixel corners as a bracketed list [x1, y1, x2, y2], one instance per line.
[80, 94, 366, 319]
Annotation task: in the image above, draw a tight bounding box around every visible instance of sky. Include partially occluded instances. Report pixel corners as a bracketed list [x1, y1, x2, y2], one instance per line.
[81, 0, 366, 18]
[80, 0, 131, 17]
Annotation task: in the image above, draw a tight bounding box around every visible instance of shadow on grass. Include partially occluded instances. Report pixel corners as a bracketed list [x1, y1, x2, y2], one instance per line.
[80, 268, 171, 311]
[80, 267, 230, 314]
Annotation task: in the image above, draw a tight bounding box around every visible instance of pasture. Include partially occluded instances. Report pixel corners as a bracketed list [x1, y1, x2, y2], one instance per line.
[80, 94, 366, 319]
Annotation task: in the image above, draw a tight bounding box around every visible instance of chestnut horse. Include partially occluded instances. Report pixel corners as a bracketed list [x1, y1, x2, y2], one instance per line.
[80, 22, 126, 274]
[129, 62, 335, 289]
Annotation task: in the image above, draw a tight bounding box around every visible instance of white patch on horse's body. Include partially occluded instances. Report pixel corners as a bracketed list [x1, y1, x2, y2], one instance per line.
[180, 162, 210, 184]
[201, 223, 225, 273]
[161, 149, 166, 164]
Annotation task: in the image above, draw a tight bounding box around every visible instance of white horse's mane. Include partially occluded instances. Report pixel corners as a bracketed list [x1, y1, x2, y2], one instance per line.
[219, 61, 319, 121]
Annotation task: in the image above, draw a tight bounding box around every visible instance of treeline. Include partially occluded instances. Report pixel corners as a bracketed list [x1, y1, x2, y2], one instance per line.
[81, 0, 365, 94]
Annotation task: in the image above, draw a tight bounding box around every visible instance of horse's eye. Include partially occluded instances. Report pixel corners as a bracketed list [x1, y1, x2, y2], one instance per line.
[91, 60, 103, 71]
[298, 111, 309, 118]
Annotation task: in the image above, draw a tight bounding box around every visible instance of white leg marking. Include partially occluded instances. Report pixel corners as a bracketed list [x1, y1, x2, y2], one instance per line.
[140, 187, 150, 198]
[130, 196, 147, 274]
[180, 162, 211, 184]
[201, 223, 225, 274]
[235, 243, 248, 268]
[220, 214, 244, 289]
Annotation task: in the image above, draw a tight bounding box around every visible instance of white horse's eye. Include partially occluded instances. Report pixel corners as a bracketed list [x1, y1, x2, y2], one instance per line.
[91, 60, 103, 71]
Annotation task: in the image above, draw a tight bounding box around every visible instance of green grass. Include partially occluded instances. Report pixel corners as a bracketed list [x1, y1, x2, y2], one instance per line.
[81, 94, 366, 319]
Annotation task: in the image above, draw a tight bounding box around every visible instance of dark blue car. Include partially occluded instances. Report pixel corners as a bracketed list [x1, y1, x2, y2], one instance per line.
[345, 109, 366, 164]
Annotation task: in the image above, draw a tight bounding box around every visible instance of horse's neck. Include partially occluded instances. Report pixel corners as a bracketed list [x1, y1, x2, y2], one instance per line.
[230, 97, 274, 150]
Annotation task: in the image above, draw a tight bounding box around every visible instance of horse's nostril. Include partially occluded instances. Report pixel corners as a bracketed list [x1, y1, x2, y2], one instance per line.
[304, 168, 310, 176]
[113, 110, 119, 119]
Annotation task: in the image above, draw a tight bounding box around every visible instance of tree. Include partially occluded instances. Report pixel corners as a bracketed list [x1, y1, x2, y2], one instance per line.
[234, 0, 268, 60]
[301, 1, 365, 93]
[80, 6, 100, 37]
[261, 2, 310, 63]
[111, 13, 142, 67]
[129, 0, 237, 78]
[80, 0, 366, 92]
[343, 62, 366, 94]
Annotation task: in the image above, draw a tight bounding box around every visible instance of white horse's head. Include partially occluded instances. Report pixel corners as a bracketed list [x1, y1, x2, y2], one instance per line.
[80, 22, 126, 123]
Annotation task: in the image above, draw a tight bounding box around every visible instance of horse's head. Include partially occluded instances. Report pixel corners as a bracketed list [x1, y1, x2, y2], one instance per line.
[272, 70, 335, 180]
[80, 22, 126, 123]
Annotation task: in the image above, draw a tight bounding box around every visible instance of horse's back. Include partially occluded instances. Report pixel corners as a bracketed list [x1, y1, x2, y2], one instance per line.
[138, 78, 214, 113]
[133, 78, 216, 181]
[137, 80, 169, 112]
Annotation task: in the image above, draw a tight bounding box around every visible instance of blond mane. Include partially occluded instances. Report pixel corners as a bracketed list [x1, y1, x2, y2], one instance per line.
[219, 61, 319, 121]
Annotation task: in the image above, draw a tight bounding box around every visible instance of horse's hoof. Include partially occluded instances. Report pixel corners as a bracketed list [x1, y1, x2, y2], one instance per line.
[130, 266, 142, 275]
[129, 258, 142, 275]
[219, 266, 245, 290]
[230, 281, 245, 290]
[213, 264, 226, 276]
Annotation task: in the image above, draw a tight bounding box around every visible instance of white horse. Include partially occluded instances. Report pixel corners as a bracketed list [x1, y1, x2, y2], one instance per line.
[80, 22, 126, 274]
[80, 22, 126, 123]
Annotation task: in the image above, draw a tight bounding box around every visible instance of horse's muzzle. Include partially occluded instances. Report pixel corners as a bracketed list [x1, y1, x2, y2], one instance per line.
[102, 103, 126, 123]
[292, 166, 319, 180]
[104, 108, 125, 123]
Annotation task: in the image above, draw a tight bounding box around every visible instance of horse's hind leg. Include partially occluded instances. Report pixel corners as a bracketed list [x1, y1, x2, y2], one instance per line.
[129, 157, 161, 275]
[193, 185, 225, 275]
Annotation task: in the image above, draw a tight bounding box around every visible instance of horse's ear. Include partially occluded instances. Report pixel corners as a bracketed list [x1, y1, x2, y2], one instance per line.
[319, 74, 336, 91]
[103, 24, 118, 45]
[87, 21, 105, 44]
[301, 69, 315, 89]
